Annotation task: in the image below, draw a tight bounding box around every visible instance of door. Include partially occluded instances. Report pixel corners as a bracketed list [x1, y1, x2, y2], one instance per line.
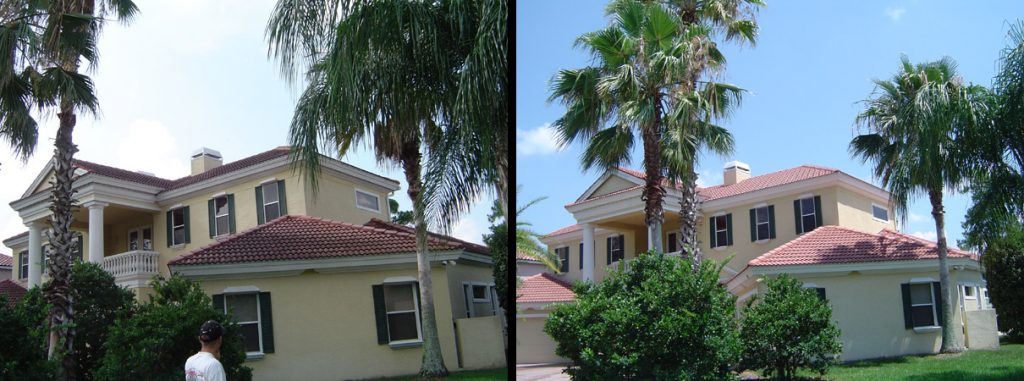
[127, 227, 153, 251]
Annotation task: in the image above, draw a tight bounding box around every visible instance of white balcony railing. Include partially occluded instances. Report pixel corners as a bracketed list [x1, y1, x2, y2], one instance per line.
[101, 250, 160, 288]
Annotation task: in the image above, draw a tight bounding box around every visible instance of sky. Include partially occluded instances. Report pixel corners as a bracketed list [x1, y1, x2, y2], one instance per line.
[0, 0, 493, 248]
[516, 1, 1024, 248]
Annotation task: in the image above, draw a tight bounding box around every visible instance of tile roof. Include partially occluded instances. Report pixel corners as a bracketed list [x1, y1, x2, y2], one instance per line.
[362, 218, 489, 255]
[0, 279, 26, 308]
[545, 224, 581, 237]
[73, 147, 292, 191]
[169, 215, 486, 266]
[516, 251, 542, 262]
[749, 225, 978, 266]
[0, 254, 11, 268]
[516, 273, 575, 303]
[74, 159, 175, 188]
[697, 165, 839, 201]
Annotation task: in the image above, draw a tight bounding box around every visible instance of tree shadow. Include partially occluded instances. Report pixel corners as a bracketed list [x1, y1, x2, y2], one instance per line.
[903, 367, 1024, 381]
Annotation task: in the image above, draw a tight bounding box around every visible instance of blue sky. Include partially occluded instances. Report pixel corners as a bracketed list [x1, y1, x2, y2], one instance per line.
[516, 1, 1024, 247]
[0, 0, 492, 246]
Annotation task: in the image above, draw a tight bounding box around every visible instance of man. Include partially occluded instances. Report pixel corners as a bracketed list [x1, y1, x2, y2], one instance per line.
[185, 320, 227, 381]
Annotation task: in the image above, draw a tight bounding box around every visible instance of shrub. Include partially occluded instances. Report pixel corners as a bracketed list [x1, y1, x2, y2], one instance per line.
[739, 275, 841, 380]
[94, 274, 252, 381]
[980, 225, 1024, 342]
[545, 251, 741, 380]
[0, 290, 55, 380]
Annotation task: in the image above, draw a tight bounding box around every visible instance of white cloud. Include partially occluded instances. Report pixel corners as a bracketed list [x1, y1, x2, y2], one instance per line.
[112, 119, 190, 179]
[884, 7, 906, 21]
[911, 231, 937, 241]
[908, 212, 926, 223]
[695, 170, 722, 188]
[451, 215, 486, 245]
[516, 124, 562, 156]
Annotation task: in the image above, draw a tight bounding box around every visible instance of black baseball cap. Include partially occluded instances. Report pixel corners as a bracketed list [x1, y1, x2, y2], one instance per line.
[199, 320, 223, 342]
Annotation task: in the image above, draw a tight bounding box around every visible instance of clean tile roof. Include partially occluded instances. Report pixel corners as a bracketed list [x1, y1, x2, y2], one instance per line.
[749, 225, 977, 266]
[0, 279, 26, 308]
[0, 254, 11, 268]
[516, 273, 575, 303]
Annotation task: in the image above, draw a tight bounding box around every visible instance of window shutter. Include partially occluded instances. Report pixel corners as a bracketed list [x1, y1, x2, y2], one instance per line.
[75, 233, 83, 258]
[816, 288, 827, 301]
[255, 186, 265, 224]
[259, 292, 275, 353]
[768, 205, 777, 239]
[793, 200, 802, 234]
[617, 235, 624, 262]
[372, 285, 388, 344]
[212, 294, 224, 313]
[933, 282, 943, 326]
[668, 233, 677, 253]
[709, 217, 717, 248]
[606, 236, 612, 265]
[749, 209, 757, 242]
[183, 206, 191, 244]
[227, 194, 236, 234]
[558, 248, 568, 273]
[207, 199, 216, 238]
[277, 180, 288, 216]
[579, 243, 583, 270]
[166, 211, 173, 247]
[901, 283, 913, 329]
[726, 214, 733, 246]
[813, 196, 823, 230]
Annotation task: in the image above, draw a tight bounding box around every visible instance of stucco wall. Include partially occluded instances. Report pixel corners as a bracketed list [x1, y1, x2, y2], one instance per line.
[445, 263, 498, 321]
[516, 314, 567, 364]
[589, 176, 636, 198]
[835, 186, 895, 233]
[303, 173, 393, 225]
[454, 316, 506, 369]
[548, 227, 641, 284]
[965, 310, 999, 350]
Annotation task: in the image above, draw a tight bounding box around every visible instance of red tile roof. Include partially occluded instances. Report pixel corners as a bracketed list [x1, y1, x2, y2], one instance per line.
[73, 147, 292, 191]
[0, 254, 11, 268]
[169, 215, 487, 266]
[697, 165, 839, 201]
[516, 273, 575, 303]
[516, 251, 542, 262]
[74, 159, 175, 188]
[0, 279, 26, 308]
[565, 184, 643, 207]
[545, 224, 581, 237]
[363, 218, 489, 255]
[749, 225, 977, 266]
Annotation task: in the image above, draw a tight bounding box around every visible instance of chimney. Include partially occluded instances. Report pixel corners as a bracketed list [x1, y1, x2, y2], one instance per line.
[723, 160, 750, 186]
[191, 148, 222, 175]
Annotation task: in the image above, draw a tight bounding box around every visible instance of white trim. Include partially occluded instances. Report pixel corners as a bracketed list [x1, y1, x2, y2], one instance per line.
[126, 226, 154, 251]
[575, 171, 644, 203]
[383, 283, 423, 345]
[753, 205, 771, 241]
[211, 191, 227, 198]
[753, 202, 768, 208]
[753, 258, 979, 276]
[170, 207, 187, 246]
[913, 326, 941, 333]
[354, 188, 382, 213]
[170, 250, 488, 279]
[737, 289, 757, 303]
[871, 203, 890, 222]
[222, 285, 261, 293]
[802, 283, 819, 288]
[383, 276, 417, 284]
[212, 195, 231, 237]
[259, 177, 277, 185]
[517, 313, 550, 319]
[798, 193, 814, 199]
[910, 277, 937, 283]
[223, 292, 264, 354]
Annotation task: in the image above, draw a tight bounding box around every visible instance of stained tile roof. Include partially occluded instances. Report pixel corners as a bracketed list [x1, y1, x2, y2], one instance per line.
[169, 215, 486, 266]
[545, 224, 581, 237]
[697, 165, 839, 201]
[0, 279, 26, 308]
[363, 218, 489, 255]
[0, 254, 11, 268]
[516, 251, 542, 262]
[749, 225, 977, 266]
[516, 273, 575, 303]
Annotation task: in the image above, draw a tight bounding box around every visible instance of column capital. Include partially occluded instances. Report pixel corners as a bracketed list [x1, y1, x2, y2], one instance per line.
[82, 201, 109, 209]
[25, 220, 46, 229]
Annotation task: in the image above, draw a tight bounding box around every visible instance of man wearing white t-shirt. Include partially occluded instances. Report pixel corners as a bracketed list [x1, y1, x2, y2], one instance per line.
[185, 320, 227, 381]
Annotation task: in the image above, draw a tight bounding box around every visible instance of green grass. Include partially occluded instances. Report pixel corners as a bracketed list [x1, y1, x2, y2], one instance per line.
[370, 368, 507, 381]
[805, 344, 1024, 381]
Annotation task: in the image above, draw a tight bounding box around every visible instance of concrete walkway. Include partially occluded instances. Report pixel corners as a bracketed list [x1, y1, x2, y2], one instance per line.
[515, 364, 570, 381]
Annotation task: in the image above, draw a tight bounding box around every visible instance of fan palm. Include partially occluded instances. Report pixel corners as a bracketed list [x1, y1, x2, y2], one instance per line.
[0, 0, 137, 379]
[514, 190, 558, 272]
[850, 55, 991, 354]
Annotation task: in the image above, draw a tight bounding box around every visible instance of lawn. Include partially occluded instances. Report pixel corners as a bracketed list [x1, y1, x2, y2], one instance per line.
[370, 368, 507, 381]
[806, 344, 1024, 381]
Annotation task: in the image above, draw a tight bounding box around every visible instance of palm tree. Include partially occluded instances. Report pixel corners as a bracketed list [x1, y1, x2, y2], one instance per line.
[513, 189, 558, 272]
[267, 0, 459, 376]
[850, 55, 991, 354]
[550, 0, 696, 253]
[0, 1, 137, 379]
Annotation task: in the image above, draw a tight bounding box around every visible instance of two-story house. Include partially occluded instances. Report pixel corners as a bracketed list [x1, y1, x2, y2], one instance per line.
[517, 161, 998, 364]
[2, 146, 503, 380]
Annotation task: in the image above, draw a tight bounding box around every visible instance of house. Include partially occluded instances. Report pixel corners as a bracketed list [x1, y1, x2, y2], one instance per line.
[3, 147, 503, 380]
[516, 251, 550, 278]
[517, 161, 997, 364]
[0, 254, 11, 281]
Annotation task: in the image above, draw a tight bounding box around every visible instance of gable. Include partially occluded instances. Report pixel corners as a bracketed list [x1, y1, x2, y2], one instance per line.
[590, 175, 636, 199]
[30, 170, 58, 195]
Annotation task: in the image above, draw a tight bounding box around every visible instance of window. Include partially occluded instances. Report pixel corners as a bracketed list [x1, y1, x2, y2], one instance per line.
[579, 242, 583, 270]
[18, 251, 27, 279]
[907, 283, 938, 328]
[667, 232, 678, 253]
[872, 204, 889, 221]
[982, 287, 993, 309]
[383, 284, 422, 344]
[257, 181, 287, 224]
[606, 235, 624, 264]
[963, 285, 976, 300]
[170, 208, 187, 246]
[355, 189, 381, 213]
[750, 205, 775, 241]
[224, 293, 263, 353]
[794, 196, 821, 234]
[463, 283, 497, 318]
[128, 227, 153, 251]
[710, 214, 732, 248]
[555, 247, 569, 273]
[472, 284, 489, 302]
[213, 196, 230, 236]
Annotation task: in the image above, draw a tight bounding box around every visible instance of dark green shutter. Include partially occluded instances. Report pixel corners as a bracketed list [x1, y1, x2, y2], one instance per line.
[606, 236, 612, 265]
[227, 194, 236, 234]
[726, 214, 733, 246]
[709, 217, 717, 248]
[372, 285, 388, 344]
[277, 180, 288, 216]
[579, 243, 583, 270]
[183, 206, 191, 243]
[207, 199, 216, 238]
[901, 283, 913, 329]
[768, 205, 777, 239]
[749, 209, 757, 242]
[75, 233, 83, 259]
[793, 199, 802, 234]
[813, 196, 823, 230]
[212, 294, 225, 313]
[617, 235, 625, 261]
[166, 211, 173, 247]
[933, 282, 943, 326]
[256, 185, 265, 224]
[259, 292, 274, 353]
[816, 288, 827, 301]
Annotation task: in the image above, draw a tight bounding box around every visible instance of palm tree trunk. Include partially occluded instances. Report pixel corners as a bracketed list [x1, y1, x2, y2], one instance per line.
[642, 99, 666, 253]
[496, 142, 509, 220]
[46, 101, 78, 381]
[402, 144, 449, 377]
[930, 189, 961, 353]
[678, 167, 703, 267]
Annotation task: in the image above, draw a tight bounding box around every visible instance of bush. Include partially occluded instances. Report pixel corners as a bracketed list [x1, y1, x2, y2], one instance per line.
[980, 226, 1024, 342]
[545, 251, 741, 380]
[0, 291, 55, 380]
[739, 275, 841, 380]
[94, 274, 252, 381]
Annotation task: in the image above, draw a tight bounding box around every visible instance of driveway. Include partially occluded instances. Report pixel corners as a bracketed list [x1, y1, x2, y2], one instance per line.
[515, 364, 570, 381]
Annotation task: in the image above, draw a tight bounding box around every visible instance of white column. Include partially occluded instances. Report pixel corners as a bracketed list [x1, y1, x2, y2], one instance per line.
[85, 201, 107, 264]
[27, 221, 43, 288]
[582, 223, 595, 282]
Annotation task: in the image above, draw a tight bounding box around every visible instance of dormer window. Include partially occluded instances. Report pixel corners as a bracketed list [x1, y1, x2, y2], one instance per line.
[872, 204, 890, 222]
[355, 189, 381, 213]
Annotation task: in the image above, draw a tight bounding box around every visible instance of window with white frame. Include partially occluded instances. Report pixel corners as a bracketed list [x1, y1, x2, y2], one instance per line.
[982, 287, 993, 309]
[754, 206, 770, 241]
[128, 227, 153, 251]
[712, 215, 729, 248]
[909, 283, 938, 328]
[224, 293, 262, 353]
[171, 208, 187, 246]
[355, 189, 381, 212]
[556, 247, 569, 272]
[261, 183, 281, 221]
[963, 285, 977, 300]
[213, 196, 231, 237]
[18, 250, 27, 279]
[872, 204, 890, 222]
[383, 284, 422, 344]
[799, 197, 817, 233]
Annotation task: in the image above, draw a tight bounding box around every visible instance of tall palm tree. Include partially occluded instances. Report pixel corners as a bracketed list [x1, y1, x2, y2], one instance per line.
[514, 189, 558, 272]
[267, 0, 459, 376]
[0, 1, 137, 379]
[850, 55, 991, 354]
[550, 0, 695, 253]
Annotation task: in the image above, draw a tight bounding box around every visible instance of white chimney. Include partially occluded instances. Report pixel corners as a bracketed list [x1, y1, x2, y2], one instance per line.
[723, 160, 750, 186]
[191, 148, 223, 175]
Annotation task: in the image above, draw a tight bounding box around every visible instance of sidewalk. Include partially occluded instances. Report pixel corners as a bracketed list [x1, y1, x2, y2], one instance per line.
[514, 364, 570, 381]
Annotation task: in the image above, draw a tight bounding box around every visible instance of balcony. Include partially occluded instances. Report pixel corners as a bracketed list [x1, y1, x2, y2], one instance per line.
[101, 250, 160, 288]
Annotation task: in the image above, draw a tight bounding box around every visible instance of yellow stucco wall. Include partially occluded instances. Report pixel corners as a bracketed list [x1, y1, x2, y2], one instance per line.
[454, 316, 506, 369]
[446, 263, 498, 320]
[515, 314, 567, 364]
[835, 186, 896, 233]
[548, 227, 641, 284]
[303, 173, 393, 225]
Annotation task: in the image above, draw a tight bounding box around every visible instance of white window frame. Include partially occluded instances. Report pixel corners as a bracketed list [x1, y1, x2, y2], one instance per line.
[798, 196, 817, 234]
[222, 292, 264, 357]
[212, 195, 231, 237]
[982, 287, 993, 309]
[754, 205, 771, 241]
[962, 284, 977, 300]
[18, 250, 27, 279]
[354, 188, 381, 213]
[909, 282, 939, 330]
[608, 235, 625, 264]
[171, 208, 187, 246]
[383, 283, 423, 346]
[261, 182, 281, 221]
[871, 203, 890, 222]
[127, 226, 154, 251]
[555, 246, 569, 272]
[712, 214, 729, 249]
